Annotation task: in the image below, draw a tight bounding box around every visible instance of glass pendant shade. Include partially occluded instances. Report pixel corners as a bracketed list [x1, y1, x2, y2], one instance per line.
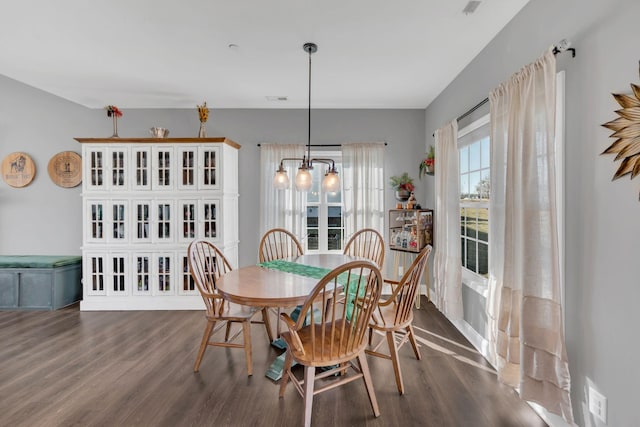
[273, 169, 289, 189]
[295, 167, 312, 192]
[321, 171, 340, 192]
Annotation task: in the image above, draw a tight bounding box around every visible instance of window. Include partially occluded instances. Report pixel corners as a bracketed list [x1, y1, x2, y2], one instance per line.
[459, 115, 490, 282]
[306, 152, 344, 252]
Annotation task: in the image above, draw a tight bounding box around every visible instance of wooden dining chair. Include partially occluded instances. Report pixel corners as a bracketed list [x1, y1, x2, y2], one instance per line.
[258, 228, 304, 263]
[366, 244, 432, 394]
[343, 228, 385, 269]
[258, 228, 304, 338]
[188, 239, 273, 376]
[279, 260, 383, 427]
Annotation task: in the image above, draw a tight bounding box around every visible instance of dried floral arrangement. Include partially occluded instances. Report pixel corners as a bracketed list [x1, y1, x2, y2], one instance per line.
[197, 102, 209, 123]
[105, 105, 123, 117]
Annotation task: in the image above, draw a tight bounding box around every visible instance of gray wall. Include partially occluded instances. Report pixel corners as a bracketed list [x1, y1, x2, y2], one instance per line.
[424, 0, 640, 425]
[0, 78, 426, 271]
[4, 0, 638, 424]
[0, 75, 98, 255]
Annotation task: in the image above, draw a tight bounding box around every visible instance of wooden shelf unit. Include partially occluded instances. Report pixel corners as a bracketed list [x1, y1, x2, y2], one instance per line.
[388, 208, 433, 253]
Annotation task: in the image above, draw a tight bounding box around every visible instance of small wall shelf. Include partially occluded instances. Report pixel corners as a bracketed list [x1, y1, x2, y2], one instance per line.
[388, 208, 433, 252]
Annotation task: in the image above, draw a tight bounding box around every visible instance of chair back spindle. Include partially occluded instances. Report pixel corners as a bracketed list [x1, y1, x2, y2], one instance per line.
[343, 228, 385, 269]
[384, 245, 431, 327]
[259, 228, 304, 262]
[188, 240, 233, 316]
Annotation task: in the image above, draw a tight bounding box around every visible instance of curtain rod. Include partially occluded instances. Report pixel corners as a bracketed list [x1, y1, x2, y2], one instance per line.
[257, 143, 387, 147]
[432, 42, 576, 137]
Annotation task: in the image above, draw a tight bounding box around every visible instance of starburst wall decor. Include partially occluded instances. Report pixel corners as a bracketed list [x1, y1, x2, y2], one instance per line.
[601, 61, 640, 189]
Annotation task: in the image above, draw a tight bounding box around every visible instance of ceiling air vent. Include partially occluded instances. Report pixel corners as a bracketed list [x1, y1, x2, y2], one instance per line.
[462, 1, 481, 15]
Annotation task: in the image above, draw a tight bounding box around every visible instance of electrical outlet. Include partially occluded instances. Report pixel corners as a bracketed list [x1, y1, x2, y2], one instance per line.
[588, 387, 607, 423]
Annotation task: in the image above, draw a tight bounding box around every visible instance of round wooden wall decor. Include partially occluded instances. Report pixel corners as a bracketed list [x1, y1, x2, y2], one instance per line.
[48, 151, 82, 188]
[1, 152, 36, 188]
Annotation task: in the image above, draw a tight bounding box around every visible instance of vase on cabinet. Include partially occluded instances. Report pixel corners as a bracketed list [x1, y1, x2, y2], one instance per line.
[395, 189, 410, 202]
[198, 122, 207, 138]
[111, 116, 119, 138]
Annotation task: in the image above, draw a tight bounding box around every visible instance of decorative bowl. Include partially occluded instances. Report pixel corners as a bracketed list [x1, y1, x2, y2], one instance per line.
[149, 127, 169, 138]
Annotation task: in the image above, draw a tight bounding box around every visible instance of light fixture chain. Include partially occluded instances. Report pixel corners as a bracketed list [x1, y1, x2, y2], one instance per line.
[307, 45, 312, 165]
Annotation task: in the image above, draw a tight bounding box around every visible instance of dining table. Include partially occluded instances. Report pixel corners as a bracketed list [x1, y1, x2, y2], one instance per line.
[215, 253, 366, 308]
[215, 253, 369, 380]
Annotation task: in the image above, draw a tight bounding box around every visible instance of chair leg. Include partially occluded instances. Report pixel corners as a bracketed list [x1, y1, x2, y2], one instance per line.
[358, 352, 380, 417]
[276, 307, 282, 338]
[407, 324, 421, 360]
[387, 331, 404, 394]
[279, 350, 294, 398]
[262, 308, 274, 342]
[225, 321, 232, 341]
[368, 327, 373, 346]
[242, 320, 253, 376]
[194, 320, 215, 372]
[303, 365, 316, 427]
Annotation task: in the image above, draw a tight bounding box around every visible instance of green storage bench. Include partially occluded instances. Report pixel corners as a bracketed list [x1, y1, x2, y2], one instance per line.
[0, 256, 82, 310]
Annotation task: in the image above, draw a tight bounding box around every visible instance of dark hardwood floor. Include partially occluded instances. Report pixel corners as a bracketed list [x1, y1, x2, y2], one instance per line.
[0, 299, 546, 426]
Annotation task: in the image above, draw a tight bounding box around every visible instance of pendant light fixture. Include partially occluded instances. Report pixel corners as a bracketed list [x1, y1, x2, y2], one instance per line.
[273, 42, 340, 193]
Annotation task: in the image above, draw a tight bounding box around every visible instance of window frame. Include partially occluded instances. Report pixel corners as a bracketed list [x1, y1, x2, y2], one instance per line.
[305, 150, 344, 253]
[458, 114, 491, 293]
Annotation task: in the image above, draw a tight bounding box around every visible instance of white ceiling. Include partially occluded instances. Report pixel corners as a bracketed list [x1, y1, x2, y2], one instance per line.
[0, 0, 530, 109]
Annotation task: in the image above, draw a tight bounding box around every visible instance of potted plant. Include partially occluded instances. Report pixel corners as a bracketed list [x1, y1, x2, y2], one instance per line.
[419, 145, 435, 178]
[390, 172, 415, 201]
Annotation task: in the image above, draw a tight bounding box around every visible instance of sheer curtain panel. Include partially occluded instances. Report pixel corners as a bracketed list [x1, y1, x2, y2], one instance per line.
[433, 120, 463, 320]
[342, 143, 385, 239]
[486, 50, 573, 423]
[259, 144, 307, 241]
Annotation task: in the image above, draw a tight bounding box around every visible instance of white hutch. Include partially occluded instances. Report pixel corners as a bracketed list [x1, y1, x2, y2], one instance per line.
[75, 137, 239, 310]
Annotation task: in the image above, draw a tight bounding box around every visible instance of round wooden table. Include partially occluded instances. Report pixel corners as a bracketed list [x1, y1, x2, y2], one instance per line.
[216, 254, 364, 307]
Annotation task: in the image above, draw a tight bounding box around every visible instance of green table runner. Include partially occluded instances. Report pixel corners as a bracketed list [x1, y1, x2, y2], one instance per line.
[258, 259, 364, 324]
[258, 259, 332, 280]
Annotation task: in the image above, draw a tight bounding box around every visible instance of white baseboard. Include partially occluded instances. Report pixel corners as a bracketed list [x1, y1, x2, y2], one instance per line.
[80, 296, 204, 311]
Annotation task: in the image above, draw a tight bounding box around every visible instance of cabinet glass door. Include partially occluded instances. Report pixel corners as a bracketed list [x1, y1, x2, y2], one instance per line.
[179, 254, 197, 295]
[178, 200, 197, 242]
[87, 201, 105, 243]
[155, 254, 174, 294]
[109, 148, 128, 190]
[154, 201, 174, 243]
[132, 148, 151, 190]
[85, 148, 106, 191]
[85, 254, 106, 296]
[199, 146, 219, 189]
[134, 254, 151, 295]
[109, 201, 127, 242]
[133, 201, 151, 243]
[200, 200, 218, 240]
[109, 253, 128, 295]
[177, 147, 197, 190]
[153, 147, 174, 190]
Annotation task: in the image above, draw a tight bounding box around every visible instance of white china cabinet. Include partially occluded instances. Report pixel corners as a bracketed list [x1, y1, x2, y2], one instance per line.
[76, 137, 239, 310]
